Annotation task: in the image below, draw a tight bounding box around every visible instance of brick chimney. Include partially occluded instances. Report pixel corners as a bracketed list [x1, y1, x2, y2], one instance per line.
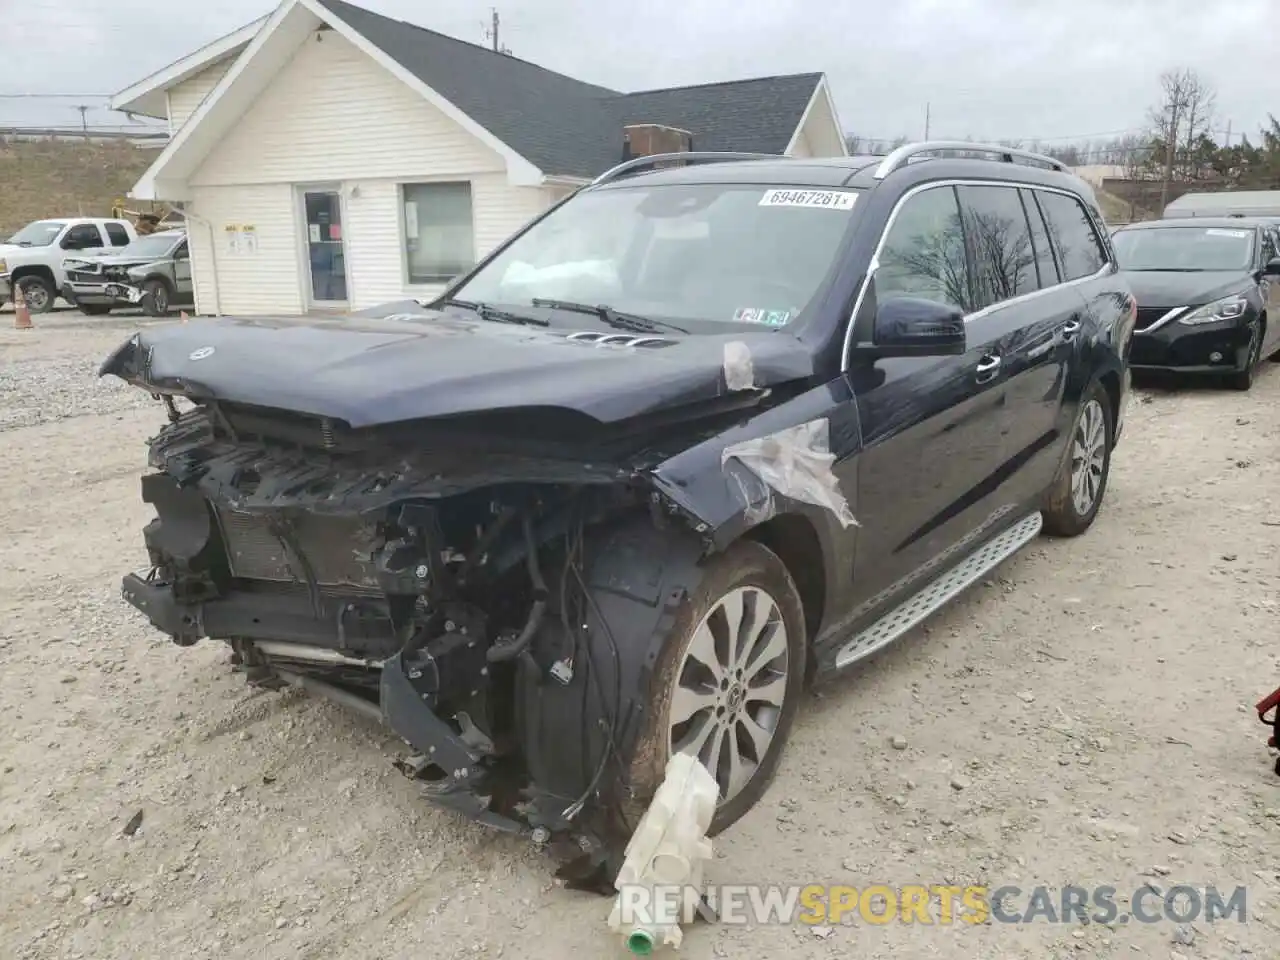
[622, 124, 693, 163]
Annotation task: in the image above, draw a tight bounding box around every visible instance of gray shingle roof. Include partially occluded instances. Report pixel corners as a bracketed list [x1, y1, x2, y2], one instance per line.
[317, 0, 823, 179]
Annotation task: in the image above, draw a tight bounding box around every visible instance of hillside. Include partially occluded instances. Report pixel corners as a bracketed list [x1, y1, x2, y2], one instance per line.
[1095, 186, 1151, 225]
[0, 138, 159, 237]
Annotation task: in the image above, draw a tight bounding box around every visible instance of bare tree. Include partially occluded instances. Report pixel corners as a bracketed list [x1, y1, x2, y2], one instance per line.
[1148, 68, 1215, 211]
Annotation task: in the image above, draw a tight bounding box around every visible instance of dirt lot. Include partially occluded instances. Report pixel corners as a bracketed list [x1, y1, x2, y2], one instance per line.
[1, 313, 1277, 960]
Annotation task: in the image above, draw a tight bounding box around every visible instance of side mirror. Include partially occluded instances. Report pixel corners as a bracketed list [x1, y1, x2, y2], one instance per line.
[870, 296, 967, 357]
[1263, 257, 1280, 277]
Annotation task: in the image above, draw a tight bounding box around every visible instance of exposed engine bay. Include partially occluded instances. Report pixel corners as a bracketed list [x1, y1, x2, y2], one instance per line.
[121, 395, 741, 889]
[99, 306, 858, 890]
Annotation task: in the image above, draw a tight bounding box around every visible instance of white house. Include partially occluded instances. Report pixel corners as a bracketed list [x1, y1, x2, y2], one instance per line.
[112, 0, 849, 316]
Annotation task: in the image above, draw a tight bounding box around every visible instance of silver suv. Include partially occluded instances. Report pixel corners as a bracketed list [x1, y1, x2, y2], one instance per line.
[64, 230, 193, 317]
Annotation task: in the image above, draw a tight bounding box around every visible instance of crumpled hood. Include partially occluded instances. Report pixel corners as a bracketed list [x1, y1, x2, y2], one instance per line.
[1122, 270, 1251, 309]
[99, 305, 816, 428]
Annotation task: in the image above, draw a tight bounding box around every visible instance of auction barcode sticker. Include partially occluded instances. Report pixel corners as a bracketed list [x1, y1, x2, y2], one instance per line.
[1205, 228, 1250, 238]
[759, 189, 857, 210]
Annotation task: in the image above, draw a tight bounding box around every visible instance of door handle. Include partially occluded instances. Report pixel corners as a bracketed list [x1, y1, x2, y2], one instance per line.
[1059, 319, 1082, 342]
[975, 354, 1002, 383]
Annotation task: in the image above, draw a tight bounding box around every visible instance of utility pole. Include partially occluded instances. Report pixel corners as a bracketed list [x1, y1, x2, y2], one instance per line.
[1224, 120, 1232, 147]
[484, 8, 511, 54]
[924, 103, 931, 140]
[76, 104, 89, 138]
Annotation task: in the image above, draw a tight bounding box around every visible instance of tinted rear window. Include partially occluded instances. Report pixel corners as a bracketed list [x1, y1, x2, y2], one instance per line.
[1036, 191, 1107, 281]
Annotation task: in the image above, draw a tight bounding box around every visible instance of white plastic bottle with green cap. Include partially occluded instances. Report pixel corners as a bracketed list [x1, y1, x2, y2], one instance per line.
[607, 752, 719, 954]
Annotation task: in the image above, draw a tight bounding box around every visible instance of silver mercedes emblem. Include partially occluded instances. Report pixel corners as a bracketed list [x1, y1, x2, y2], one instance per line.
[188, 346, 215, 361]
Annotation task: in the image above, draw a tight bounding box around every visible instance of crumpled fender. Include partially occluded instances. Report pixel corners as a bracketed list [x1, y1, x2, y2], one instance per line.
[647, 380, 862, 550]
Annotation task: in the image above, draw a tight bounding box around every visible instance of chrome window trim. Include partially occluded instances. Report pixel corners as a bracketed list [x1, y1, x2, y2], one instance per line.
[840, 179, 1115, 372]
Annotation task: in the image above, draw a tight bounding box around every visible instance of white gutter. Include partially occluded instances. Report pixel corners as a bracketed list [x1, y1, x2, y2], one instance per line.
[179, 206, 221, 315]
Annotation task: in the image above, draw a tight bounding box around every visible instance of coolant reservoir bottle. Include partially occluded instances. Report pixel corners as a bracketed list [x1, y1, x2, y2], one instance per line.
[607, 752, 720, 954]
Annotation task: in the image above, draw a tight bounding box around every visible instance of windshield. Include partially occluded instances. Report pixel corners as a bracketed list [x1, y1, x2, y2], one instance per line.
[1112, 225, 1255, 271]
[449, 182, 861, 328]
[118, 234, 181, 259]
[7, 220, 65, 247]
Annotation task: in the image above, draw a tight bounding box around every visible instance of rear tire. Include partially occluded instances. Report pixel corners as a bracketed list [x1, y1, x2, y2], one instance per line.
[15, 275, 56, 314]
[629, 539, 807, 836]
[1041, 380, 1113, 537]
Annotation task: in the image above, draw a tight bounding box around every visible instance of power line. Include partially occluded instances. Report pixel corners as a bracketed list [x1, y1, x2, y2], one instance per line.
[0, 93, 112, 100]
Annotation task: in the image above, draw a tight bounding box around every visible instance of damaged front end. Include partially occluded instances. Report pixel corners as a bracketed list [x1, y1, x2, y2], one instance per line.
[101, 314, 846, 889]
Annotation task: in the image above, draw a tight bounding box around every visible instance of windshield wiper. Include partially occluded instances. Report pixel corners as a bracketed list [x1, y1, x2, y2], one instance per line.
[530, 298, 687, 335]
[442, 298, 549, 327]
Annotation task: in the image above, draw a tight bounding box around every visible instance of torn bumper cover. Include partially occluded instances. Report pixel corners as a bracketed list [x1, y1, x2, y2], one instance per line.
[124, 568, 507, 824]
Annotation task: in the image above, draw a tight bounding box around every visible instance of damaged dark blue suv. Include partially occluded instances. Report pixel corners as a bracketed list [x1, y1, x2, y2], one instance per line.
[101, 141, 1134, 887]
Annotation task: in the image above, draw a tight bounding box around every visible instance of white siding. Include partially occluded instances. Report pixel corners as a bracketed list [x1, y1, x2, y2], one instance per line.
[173, 28, 548, 314]
[168, 60, 235, 132]
[187, 184, 302, 315]
[343, 174, 549, 308]
[191, 30, 503, 187]
[791, 87, 846, 157]
[789, 131, 814, 158]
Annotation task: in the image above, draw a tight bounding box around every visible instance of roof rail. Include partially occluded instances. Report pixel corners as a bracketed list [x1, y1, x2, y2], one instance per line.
[872, 141, 1068, 180]
[590, 151, 780, 187]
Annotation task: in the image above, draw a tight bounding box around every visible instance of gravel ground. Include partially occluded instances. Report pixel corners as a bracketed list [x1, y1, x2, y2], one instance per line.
[1, 315, 1277, 960]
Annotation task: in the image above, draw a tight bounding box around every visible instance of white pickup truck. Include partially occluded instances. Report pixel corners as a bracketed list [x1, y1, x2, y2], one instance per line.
[0, 217, 139, 313]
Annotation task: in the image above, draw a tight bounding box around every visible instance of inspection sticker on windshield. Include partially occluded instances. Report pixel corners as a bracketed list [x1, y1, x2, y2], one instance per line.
[759, 189, 857, 210]
[1205, 228, 1250, 238]
[734, 307, 792, 326]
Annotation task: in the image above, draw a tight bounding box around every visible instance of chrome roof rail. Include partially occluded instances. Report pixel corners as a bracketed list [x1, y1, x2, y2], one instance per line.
[872, 140, 1068, 180]
[590, 151, 781, 187]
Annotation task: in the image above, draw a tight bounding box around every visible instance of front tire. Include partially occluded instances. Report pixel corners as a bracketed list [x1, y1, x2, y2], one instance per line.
[631, 540, 807, 835]
[1230, 325, 1263, 390]
[141, 279, 173, 317]
[1042, 380, 1113, 537]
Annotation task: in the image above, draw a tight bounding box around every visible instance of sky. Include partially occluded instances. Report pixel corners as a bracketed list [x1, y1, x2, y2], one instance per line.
[3, 0, 1277, 147]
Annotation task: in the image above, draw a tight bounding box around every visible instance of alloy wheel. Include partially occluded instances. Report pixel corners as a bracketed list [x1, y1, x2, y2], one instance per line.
[19, 280, 49, 312]
[1070, 398, 1106, 516]
[667, 585, 790, 805]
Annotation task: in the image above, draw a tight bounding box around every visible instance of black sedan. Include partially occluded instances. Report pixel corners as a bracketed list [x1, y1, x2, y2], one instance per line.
[1113, 216, 1280, 390]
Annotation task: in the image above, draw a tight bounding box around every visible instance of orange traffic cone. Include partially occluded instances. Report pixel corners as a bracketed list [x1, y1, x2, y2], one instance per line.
[12, 285, 32, 330]
[180, 311, 189, 324]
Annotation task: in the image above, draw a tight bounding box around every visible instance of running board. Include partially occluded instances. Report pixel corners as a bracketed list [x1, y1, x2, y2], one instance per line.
[834, 512, 1044, 669]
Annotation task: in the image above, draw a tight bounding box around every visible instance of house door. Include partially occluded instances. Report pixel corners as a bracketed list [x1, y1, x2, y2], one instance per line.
[301, 188, 348, 307]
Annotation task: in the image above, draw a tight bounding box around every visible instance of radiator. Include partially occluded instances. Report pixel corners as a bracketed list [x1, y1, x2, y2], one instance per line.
[216, 508, 382, 593]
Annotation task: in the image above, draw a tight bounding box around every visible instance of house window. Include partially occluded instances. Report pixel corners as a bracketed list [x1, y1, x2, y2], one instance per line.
[402, 182, 475, 284]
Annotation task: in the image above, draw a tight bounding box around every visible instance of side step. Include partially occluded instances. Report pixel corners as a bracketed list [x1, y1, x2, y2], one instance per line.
[834, 512, 1044, 669]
